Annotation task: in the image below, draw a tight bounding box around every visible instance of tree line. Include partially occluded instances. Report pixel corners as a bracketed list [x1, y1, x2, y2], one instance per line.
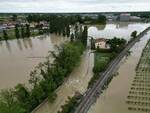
[1, 24, 31, 40]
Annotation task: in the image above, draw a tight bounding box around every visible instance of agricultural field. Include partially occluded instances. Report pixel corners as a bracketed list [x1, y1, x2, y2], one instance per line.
[126, 40, 150, 112]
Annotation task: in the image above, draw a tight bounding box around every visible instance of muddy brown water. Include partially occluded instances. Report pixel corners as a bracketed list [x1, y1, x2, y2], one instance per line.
[33, 23, 150, 113]
[33, 50, 94, 113]
[0, 34, 67, 89]
[0, 22, 150, 113]
[87, 32, 150, 113]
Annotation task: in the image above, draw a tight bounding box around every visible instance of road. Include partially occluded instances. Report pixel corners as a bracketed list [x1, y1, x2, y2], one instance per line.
[74, 26, 150, 113]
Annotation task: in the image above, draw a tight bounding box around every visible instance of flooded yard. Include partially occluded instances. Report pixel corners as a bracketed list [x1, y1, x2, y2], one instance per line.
[88, 32, 150, 113]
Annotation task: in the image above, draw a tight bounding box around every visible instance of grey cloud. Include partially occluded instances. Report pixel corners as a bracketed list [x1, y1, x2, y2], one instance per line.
[0, 0, 150, 12]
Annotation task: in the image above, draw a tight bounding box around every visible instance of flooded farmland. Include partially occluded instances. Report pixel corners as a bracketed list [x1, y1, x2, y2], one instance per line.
[87, 32, 150, 113]
[0, 34, 67, 89]
[0, 22, 150, 113]
[88, 22, 150, 41]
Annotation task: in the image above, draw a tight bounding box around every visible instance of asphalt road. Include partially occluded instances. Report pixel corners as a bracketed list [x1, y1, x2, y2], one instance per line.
[74, 26, 150, 113]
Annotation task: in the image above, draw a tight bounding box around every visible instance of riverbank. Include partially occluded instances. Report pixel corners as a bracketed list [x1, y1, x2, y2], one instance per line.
[88, 32, 150, 113]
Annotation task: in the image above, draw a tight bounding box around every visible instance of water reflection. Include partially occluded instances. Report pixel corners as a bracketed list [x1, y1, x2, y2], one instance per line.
[0, 34, 67, 89]
[22, 38, 33, 50]
[116, 22, 129, 29]
[94, 24, 106, 30]
[17, 39, 23, 51]
[5, 41, 11, 53]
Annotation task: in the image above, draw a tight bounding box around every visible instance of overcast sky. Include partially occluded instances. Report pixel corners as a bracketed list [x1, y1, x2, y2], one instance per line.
[0, 0, 150, 12]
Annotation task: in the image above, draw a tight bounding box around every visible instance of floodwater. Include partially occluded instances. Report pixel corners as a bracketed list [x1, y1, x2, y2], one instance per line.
[33, 50, 94, 113]
[0, 34, 67, 89]
[87, 32, 150, 113]
[0, 22, 150, 113]
[88, 22, 150, 41]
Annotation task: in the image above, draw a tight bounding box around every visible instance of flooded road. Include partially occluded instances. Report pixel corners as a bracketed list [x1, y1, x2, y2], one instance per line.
[88, 32, 150, 113]
[0, 34, 67, 89]
[33, 50, 94, 113]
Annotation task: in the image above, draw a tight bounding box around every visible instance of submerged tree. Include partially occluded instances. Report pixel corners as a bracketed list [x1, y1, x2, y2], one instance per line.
[3, 30, 8, 40]
[66, 25, 70, 37]
[81, 26, 88, 46]
[131, 30, 137, 39]
[15, 24, 20, 39]
[70, 33, 74, 42]
[21, 26, 25, 38]
[26, 24, 30, 37]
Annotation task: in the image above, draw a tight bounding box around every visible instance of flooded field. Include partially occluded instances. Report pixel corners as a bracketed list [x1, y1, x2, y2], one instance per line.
[88, 22, 150, 41]
[126, 39, 150, 112]
[0, 34, 67, 89]
[88, 32, 150, 113]
[0, 22, 150, 113]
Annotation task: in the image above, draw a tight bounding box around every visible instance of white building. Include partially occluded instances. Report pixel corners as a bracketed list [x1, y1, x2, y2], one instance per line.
[95, 38, 109, 49]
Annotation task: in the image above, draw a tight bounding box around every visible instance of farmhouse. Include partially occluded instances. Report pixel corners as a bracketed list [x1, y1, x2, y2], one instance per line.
[95, 38, 109, 49]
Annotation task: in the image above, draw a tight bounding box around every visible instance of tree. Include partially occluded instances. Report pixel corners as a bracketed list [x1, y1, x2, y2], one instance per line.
[3, 30, 8, 40]
[74, 24, 79, 39]
[70, 33, 74, 42]
[21, 26, 25, 38]
[14, 84, 31, 112]
[15, 24, 20, 39]
[81, 26, 88, 46]
[107, 37, 127, 53]
[63, 29, 66, 37]
[0, 89, 25, 113]
[90, 37, 95, 49]
[66, 25, 70, 37]
[26, 24, 30, 37]
[29, 70, 40, 88]
[131, 30, 137, 39]
[97, 15, 106, 24]
[12, 14, 17, 21]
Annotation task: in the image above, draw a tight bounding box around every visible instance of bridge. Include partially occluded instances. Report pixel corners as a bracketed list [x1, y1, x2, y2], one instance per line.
[74, 26, 150, 113]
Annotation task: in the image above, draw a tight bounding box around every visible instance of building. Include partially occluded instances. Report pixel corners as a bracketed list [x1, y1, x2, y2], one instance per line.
[119, 13, 131, 21]
[95, 38, 109, 49]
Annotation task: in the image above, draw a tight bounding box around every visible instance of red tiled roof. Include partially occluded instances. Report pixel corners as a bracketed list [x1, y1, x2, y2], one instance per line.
[95, 38, 107, 43]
